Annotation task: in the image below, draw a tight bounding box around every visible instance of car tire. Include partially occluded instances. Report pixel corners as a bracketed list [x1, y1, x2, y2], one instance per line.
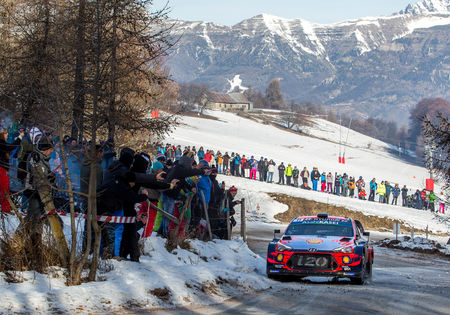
[351, 259, 367, 285]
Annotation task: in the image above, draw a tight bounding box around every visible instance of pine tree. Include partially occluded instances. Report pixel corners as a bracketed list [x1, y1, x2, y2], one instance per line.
[265, 78, 284, 109]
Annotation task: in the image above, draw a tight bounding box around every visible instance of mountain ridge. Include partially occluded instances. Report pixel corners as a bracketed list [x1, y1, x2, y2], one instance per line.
[165, 0, 450, 124]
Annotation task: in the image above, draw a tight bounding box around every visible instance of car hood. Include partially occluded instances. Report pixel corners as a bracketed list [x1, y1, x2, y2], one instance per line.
[278, 235, 355, 251]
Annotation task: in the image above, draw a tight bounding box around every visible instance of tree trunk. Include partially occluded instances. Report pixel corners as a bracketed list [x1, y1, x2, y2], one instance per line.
[71, 0, 86, 141]
[88, 0, 102, 281]
[107, 0, 118, 142]
[31, 163, 69, 267]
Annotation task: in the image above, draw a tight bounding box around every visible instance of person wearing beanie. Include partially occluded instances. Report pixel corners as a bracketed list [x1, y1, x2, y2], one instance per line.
[156, 152, 166, 162]
[22, 134, 56, 243]
[160, 154, 209, 237]
[218, 186, 240, 239]
[152, 161, 164, 173]
[132, 153, 151, 174]
[97, 171, 148, 261]
[103, 148, 134, 185]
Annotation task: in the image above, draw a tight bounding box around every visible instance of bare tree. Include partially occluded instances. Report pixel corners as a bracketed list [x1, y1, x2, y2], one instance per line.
[422, 113, 450, 198]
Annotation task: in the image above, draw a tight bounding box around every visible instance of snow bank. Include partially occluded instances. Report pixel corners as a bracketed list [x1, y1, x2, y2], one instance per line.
[0, 237, 270, 313]
[378, 236, 450, 256]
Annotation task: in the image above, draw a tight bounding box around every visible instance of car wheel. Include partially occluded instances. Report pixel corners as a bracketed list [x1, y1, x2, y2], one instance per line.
[351, 260, 367, 285]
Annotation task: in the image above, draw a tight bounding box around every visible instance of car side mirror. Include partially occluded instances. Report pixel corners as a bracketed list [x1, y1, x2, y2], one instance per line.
[363, 231, 370, 242]
[274, 229, 281, 239]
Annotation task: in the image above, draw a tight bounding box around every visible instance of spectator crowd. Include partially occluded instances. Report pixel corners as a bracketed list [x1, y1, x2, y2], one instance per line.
[0, 124, 241, 263]
[155, 142, 447, 214]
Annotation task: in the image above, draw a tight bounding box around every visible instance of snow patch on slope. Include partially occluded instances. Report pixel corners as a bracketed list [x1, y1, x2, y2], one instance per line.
[259, 13, 324, 56]
[200, 23, 216, 49]
[353, 29, 371, 54]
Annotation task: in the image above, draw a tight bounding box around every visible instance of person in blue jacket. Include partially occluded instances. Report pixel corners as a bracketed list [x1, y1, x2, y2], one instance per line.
[391, 184, 400, 205]
[369, 178, 377, 201]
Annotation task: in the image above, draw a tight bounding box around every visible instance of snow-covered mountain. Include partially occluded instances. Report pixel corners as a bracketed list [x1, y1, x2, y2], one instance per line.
[165, 0, 450, 124]
[399, 0, 450, 14]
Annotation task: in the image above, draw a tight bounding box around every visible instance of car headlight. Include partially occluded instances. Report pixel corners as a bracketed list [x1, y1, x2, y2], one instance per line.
[276, 242, 293, 252]
[334, 246, 354, 253]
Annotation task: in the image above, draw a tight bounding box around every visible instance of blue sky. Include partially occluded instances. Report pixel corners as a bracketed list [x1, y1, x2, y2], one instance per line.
[152, 0, 416, 25]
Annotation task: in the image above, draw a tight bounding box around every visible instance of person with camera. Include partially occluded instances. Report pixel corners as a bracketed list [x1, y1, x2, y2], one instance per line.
[220, 186, 241, 239]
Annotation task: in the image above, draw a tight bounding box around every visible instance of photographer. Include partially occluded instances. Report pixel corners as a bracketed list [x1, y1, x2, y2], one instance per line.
[220, 186, 241, 239]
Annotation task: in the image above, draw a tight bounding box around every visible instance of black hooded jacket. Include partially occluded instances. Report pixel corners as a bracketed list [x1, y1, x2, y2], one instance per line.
[164, 155, 205, 199]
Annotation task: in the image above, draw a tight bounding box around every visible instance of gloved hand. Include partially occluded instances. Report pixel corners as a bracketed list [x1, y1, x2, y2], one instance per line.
[221, 207, 229, 213]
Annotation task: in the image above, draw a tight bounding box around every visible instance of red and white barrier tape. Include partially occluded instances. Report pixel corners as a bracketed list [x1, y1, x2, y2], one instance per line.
[45, 209, 137, 223]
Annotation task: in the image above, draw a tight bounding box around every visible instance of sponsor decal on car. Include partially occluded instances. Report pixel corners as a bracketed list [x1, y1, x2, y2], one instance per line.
[306, 238, 324, 244]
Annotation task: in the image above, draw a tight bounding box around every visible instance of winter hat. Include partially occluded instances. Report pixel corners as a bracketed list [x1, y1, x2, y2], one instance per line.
[119, 147, 135, 169]
[179, 155, 194, 168]
[152, 161, 164, 172]
[37, 136, 53, 151]
[229, 186, 238, 193]
[156, 153, 166, 161]
[132, 153, 150, 173]
[199, 159, 209, 167]
[30, 127, 43, 144]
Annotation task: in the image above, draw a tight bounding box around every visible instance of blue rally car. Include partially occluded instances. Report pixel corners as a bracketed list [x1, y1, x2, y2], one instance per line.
[267, 213, 373, 284]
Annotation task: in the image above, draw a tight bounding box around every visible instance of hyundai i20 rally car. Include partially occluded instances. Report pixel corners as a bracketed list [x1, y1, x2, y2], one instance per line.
[267, 213, 373, 284]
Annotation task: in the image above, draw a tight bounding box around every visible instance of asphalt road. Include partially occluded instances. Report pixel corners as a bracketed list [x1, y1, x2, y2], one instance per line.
[150, 227, 450, 315]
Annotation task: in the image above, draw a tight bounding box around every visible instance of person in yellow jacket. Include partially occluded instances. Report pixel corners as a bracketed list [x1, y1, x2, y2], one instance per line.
[285, 163, 293, 186]
[217, 152, 223, 174]
[377, 181, 386, 203]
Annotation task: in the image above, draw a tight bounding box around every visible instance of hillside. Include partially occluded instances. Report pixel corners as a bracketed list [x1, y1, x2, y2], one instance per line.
[166, 110, 428, 189]
[164, 110, 448, 234]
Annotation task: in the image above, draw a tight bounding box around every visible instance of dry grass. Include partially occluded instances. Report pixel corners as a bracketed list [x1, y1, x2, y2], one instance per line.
[0, 222, 62, 273]
[271, 193, 426, 234]
[149, 288, 171, 302]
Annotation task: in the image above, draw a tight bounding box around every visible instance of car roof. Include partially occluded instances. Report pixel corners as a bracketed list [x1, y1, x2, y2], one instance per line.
[292, 216, 353, 222]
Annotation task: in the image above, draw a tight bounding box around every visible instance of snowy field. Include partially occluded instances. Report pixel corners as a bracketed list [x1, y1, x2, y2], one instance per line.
[166, 110, 431, 192]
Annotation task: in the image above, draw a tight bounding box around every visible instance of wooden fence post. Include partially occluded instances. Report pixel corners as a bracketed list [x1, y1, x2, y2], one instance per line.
[226, 208, 231, 240]
[171, 193, 194, 243]
[240, 198, 246, 242]
[200, 191, 213, 241]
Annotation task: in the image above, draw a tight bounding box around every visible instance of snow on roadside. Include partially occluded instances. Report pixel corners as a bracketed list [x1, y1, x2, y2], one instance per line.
[0, 237, 271, 314]
[378, 236, 450, 256]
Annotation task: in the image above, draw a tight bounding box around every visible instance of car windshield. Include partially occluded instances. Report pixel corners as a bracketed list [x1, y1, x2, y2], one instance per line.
[285, 219, 354, 237]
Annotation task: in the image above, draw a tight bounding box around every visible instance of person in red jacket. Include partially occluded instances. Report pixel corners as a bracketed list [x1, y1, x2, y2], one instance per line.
[358, 188, 367, 200]
[204, 150, 212, 163]
[420, 189, 427, 210]
[0, 129, 16, 213]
